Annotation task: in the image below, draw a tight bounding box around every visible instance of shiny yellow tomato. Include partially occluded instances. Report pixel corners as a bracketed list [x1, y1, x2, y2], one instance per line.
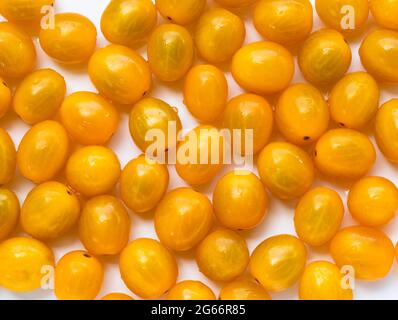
[250, 234, 307, 292]
[0, 237, 54, 292]
[219, 277, 272, 300]
[129, 97, 182, 153]
[156, 0, 206, 25]
[184, 64, 228, 123]
[215, 0, 257, 7]
[253, 0, 313, 45]
[79, 195, 130, 256]
[39, 13, 97, 64]
[176, 125, 224, 185]
[66, 146, 121, 197]
[257, 142, 314, 200]
[276, 83, 329, 146]
[0, 188, 19, 241]
[348, 176, 398, 227]
[0, 79, 11, 119]
[315, 0, 369, 33]
[60, 91, 119, 145]
[314, 129, 376, 180]
[330, 226, 395, 280]
[88, 44, 151, 105]
[101, 293, 133, 300]
[0, 0, 54, 24]
[196, 229, 249, 282]
[370, 0, 398, 30]
[223, 94, 274, 155]
[195, 8, 245, 63]
[0, 22, 35, 78]
[120, 155, 169, 213]
[101, 0, 157, 47]
[17, 120, 69, 183]
[359, 29, 398, 83]
[299, 29, 351, 85]
[213, 171, 268, 230]
[329, 72, 379, 130]
[299, 261, 353, 300]
[294, 187, 344, 246]
[167, 281, 216, 300]
[232, 41, 294, 94]
[0, 128, 16, 185]
[55, 251, 103, 300]
[155, 188, 214, 251]
[375, 99, 398, 162]
[120, 238, 178, 299]
[21, 181, 80, 240]
[147, 24, 193, 82]
[13, 69, 66, 125]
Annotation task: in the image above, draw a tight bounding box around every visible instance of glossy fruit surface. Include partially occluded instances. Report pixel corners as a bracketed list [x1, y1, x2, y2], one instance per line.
[370, 0, 398, 30]
[156, 0, 206, 25]
[0, 79, 11, 119]
[55, 251, 103, 300]
[21, 181, 80, 240]
[196, 229, 249, 282]
[195, 8, 245, 63]
[294, 187, 344, 246]
[215, 0, 257, 7]
[0, 0, 54, 23]
[257, 142, 314, 200]
[13, 69, 66, 125]
[120, 238, 178, 299]
[0, 237, 54, 292]
[101, 293, 133, 300]
[167, 281, 216, 300]
[219, 277, 272, 300]
[0, 128, 16, 185]
[250, 234, 307, 292]
[0, 188, 20, 241]
[88, 44, 151, 105]
[17, 120, 69, 183]
[375, 99, 398, 162]
[60, 91, 119, 145]
[155, 188, 213, 251]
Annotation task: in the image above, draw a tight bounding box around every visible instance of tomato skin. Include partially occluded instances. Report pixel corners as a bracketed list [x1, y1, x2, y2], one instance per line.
[0, 188, 20, 242]
[0, 0, 54, 24]
[167, 281, 216, 300]
[375, 99, 398, 162]
[156, 0, 206, 25]
[0, 128, 16, 185]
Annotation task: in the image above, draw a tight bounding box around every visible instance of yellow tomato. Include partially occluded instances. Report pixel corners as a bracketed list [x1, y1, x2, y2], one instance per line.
[370, 0, 398, 30]
[253, 0, 313, 45]
[155, 188, 214, 251]
[298, 29, 351, 85]
[213, 171, 268, 230]
[359, 29, 398, 83]
[0, 78, 11, 119]
[184, 64, 228, 123]
[0, 128, 16, 185]
[330, 226, 395, 280]
[257, 142, 314, 200]
[120, 155, 169, 213]
[223, 94, 274, 155]
[21, 181, 80, 240]
[250, 234, 307, 292]
[55, 251, 103, 300]
[129, 97, 182, 153]
[0, 0, 54, 24]
[60, 91, 119, 145]
[66, 146, 121, 197]
[232, 41, 294, 94]
[176, 125, 224, 185]
[17, 120, 69, 184]
[294, 187, 344, 246]
[156, 0, 206, 25]
[101, 0, 157, 47]
[276, 83, 329, 146]
[375, 99, 398, 162]
[0, 188, 20, 241]
[219, 277, 272, 300]
[348, 176, 398, 227]
[195, 8, 245, 63]
[79, 195, 130, 256]
[13, 69, 66, 125]
[299, 261, 353, 300]
[88, 44, 151, 105]
[101, 293, 133, 300]
[215, 0, 257, 7]
[167, 280, 216, 300]
[314, 129, 376, 180]
[120, 238, 178, 299]
[0, 237, 54, 292]
[0, 22, 35, 78]
[329, 72, 379, 129]
[196, 229, 249, 282]
[39, 13, 97, 64]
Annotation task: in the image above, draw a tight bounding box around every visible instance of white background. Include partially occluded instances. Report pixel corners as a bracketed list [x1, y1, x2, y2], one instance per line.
[1, 0, 398, 300]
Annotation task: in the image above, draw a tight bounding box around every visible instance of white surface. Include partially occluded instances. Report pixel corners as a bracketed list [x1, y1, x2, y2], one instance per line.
[1, 0, 398, 300]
